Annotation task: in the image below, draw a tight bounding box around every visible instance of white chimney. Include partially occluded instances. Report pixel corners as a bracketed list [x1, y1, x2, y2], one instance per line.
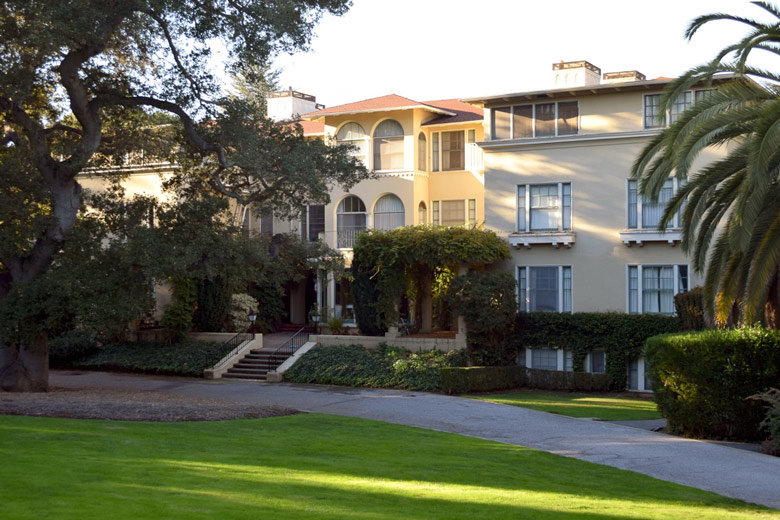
[266, 88, 324, 121]
[602, 70, 647, 84]
[552, 61, 601, 88]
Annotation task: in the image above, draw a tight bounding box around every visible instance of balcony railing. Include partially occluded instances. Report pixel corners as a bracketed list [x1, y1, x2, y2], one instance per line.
[465, 142, 484, 171]
[337, 227, 365, 249]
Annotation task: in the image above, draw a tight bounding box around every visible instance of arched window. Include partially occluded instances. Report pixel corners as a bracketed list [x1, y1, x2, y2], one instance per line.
[373, 119, 404, 170]
[337, 195, 367, 248]
[417, 132, 427, 171]
[373, 194, 405, 231]
[336, 122, 368, 164]
[418, 201, 427, 225]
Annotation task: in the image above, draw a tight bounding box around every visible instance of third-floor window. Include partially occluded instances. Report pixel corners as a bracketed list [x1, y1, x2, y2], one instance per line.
[492, 101, 578, 140]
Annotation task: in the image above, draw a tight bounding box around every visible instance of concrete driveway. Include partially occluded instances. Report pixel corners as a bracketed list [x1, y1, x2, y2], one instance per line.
[50, 370, 780, 510]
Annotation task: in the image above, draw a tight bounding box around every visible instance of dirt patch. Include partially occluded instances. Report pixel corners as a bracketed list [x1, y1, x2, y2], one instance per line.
[0, 387, 299, 422]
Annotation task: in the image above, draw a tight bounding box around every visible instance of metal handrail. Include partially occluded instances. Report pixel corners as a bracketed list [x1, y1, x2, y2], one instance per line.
[269, 327, 307, 369]
[212, 331, 253, 370]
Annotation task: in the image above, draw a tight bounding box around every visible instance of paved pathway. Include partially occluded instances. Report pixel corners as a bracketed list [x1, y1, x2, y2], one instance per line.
[50, 370, 780, 510]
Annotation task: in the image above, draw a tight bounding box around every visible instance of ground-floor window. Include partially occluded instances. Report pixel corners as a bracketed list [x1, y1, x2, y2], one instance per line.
[628, 357, 653, 392]
[334, 276, 355, 323]
[531, 348, 558, 370]
[517, 265, 572, 312]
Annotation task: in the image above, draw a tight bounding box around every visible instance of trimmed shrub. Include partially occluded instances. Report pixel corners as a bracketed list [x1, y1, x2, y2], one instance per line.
[284, 344, 466, 392]
[227, 293, 259, 332]
[674, 287, 706, 331]
[645, 327, 780, 441]
[447, 271, 517, 366]
[440, 366, 611, 394]
[515, 312, 678, 390]
[49, 330, 98, 367]
[72, 341, 234, 377]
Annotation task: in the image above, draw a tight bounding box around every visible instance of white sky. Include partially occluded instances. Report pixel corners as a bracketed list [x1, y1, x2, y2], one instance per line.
[271, 0, 778, 107]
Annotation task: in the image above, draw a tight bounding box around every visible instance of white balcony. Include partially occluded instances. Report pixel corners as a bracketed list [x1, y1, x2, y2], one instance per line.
[465, 142, 484, 172]
[508, 231, 576, 249]
[620, 229, 681, 247]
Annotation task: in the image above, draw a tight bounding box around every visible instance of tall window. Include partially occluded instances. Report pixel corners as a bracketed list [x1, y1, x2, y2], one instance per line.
[644, 94, 663, 128]
[336, 123, 368, 164]
[417, 132, 427, 171]
[492, 102, 578, 139]
[441, 131, 465, 171]
[432, 131, 440, 170]
[373, 194, 405, 230]
[418, 201, 427, 224]
[468, 199, 476, 227]
[628, 264, 688, 314]
[259, 210, 273, 236]
[336, 195, 366, 248]
[628, 178, 681, 229]
[670, 91, 692, 124]
[517, 183, 572, 232]
[301, 204, 324, 242]
[517, 266, 572, 313]
[373, 119, 404, 170]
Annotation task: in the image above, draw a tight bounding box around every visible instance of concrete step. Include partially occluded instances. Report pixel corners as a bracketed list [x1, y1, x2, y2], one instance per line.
[221, 373, 267, 381]
[226, 368, 269, 376]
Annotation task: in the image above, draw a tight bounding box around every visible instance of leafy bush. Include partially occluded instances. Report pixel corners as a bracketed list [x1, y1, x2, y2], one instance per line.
[645, 327, 780, 441]
[161, 277, 197, 342]
[750, 388, 780, 456]
[327, 316, 347, 335]
[352, 256, 387, 336]
[440, 366, 611, 394]
[72, 341, 235, 376]
[515, 312, 678, 390]
[447, 271, 517, 366]
[194, 276, 231, 331]
[674, 287, 706, 331]
[227, 293, 259, 332]
[49, 330, 98, 367]
[284, 344, 466, 392]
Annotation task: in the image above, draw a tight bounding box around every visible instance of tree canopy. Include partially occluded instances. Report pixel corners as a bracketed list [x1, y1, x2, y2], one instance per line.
[0, 0, 365, 391]
[632, 1, 780, 326]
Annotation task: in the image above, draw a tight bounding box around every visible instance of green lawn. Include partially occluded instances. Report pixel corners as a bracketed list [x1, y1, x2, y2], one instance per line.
[467, 390, 661, 421]
[1, 414, 774, 519]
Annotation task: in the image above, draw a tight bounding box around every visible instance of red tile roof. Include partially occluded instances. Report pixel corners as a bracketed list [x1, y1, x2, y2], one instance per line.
[297, 120, 324, 135]
[302, 94, 456, 118]
[421, 99, 483, 126]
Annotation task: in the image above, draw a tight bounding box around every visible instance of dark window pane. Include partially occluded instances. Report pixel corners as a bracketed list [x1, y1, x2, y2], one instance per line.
[442, 131, 464, 171]
[535, 103, 555, 137]
[492, 107, 511, 139]
[308, 204, 324, 241]
[558, 102, 578, 135]
[513, 105, 533, 138]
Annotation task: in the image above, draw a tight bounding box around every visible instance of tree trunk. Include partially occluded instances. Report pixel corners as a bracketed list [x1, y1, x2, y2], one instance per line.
[419, 268, 433, 334]
[0, 334, 49, 392]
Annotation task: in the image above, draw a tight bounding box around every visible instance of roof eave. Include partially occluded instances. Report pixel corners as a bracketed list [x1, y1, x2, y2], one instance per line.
[301, 104, 456, 120]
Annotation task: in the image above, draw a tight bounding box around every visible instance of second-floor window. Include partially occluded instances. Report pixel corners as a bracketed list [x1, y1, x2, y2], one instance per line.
[517, 265, 572, 313]
[373, 119, 404, 170]
[628, 264, 689, 315]
[627, 178, 684, 229]
[337, 195, 366, 248]
[336, 123, 368, 164]
[517, 183, 572, 232]
[301, 204, 324, 242]
[373, 194, 405, 230]
[491, 101, 578, 140]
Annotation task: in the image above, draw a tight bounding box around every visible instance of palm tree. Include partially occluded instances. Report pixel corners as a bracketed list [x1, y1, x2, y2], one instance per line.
[632, 1, 780, 326]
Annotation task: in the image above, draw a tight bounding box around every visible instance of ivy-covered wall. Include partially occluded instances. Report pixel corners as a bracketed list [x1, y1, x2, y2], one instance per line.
[514, 312, 678, 390]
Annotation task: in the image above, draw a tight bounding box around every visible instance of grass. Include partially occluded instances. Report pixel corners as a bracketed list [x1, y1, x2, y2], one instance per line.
[1, 414, 775, 519]
[467, 390, 661, 421]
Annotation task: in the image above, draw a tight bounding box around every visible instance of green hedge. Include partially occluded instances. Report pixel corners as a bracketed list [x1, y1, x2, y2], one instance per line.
[645, 328, 780, 441]
[72, 341, 234, 377]
[284, 344, 466, 392]
[515, 312, 678, 390]
[440, 366, 611, 394]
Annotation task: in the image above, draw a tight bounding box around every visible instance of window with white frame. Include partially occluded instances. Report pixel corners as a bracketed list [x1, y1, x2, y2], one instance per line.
[590, 350, 606, 374]
[336, 195, 366, 248]
[336, 123, 368, 165]
[644, 90, 710, 129]
[417, 132, 427, 171]
[627, 178, 684, 229]
[531, 348, 558, 370]
[491, 101, 578, 140]
[517, 183, 571, 232]
[431, 199, 476, 227]
[373, 119, 405, 170]
[430, 131, 465, 171]
[301, 204, 324, 242]
[517, 266, 572, 313]
[373, 194, 405, 230]
[418, 201, 427, 224]
[628, 264, 689, 315]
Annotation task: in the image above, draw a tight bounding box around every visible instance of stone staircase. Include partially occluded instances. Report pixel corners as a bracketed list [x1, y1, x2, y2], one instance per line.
[221, 348, 293, 381]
